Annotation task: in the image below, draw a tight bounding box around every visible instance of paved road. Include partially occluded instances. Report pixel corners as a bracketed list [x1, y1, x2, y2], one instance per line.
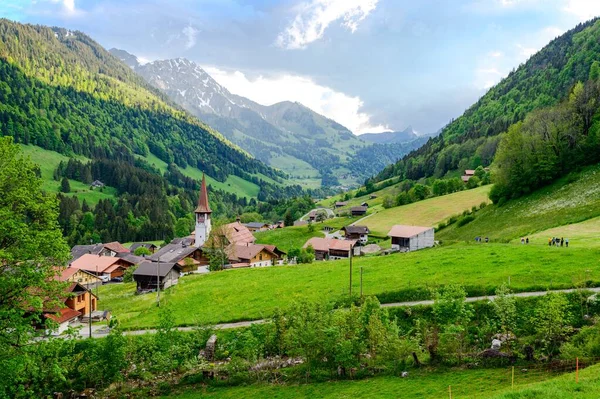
[77, 287, 600, 338]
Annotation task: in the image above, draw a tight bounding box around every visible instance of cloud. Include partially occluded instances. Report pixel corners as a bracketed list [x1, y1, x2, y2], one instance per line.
[182, 24, 199, 50]
[204, 66, 389, 134]
[489, 51, 504, 58]
[47, 0, 81, 16]
[563, 0, 600, 21]
[277, 0, 379, 50]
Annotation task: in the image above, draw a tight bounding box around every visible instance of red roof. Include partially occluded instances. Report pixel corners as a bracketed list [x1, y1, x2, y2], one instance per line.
[44, 307, 81, 324]
[70, 254, 130, 273]
[224, 222, 255, 245]
[53, 266, 102, 282]
[303, 237, 356, 252]
[387, 225, 433, 238]
[195, 174, 212, 214]
[104, 241, 130, 254]
[230, 244, 279, 262]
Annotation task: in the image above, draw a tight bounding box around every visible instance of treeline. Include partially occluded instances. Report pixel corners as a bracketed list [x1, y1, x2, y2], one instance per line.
[491, 76, 600, 203]
[371, 18, 600, 185]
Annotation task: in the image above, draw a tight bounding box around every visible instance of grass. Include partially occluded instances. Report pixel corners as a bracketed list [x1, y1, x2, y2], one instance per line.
[20, 144, 117, 205]
[491, 363, 600, 398]
[439, 166, 600, 243]
[164, 366, 561, 399]
[361, 186, 491, 237]
[100, 243, 600, 329]
[181, 165, 260, 199]
[254, 225, 325, 252]
[516, 216, 600, 249]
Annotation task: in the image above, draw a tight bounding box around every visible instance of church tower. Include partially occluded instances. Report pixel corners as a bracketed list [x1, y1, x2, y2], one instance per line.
[194, 174, 212, 247]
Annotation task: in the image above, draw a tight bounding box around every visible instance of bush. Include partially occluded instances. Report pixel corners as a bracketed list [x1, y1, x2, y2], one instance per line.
[123, 265, 137, 283]
[457, 215, 475, 227]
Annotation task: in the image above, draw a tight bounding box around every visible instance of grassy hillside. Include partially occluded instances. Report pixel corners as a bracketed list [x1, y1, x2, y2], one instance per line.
[254, 225, 324, 252]
[165, 366, 558, 399]
[101, 243, 600, 329]
[524, 216, 600, 248]
[362, 186, 491, 237]
[439, 166, 600, 242]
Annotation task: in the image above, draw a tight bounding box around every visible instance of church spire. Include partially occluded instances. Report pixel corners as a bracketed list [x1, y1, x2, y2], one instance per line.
[195, 174, 212, 214]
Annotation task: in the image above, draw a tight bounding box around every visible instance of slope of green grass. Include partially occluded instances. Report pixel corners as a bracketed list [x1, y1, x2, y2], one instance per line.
[164, 366, 559, 399]
[522, 216, 600, 249]
[181, 165, 260, 199]
[101, 243, 600, 329]
[362, 186, 491, 237]
[254, 225, 325, 252]
[20, 144, 117, 205]
[491, 363, 600, 398]
[439, 166, 600, 242]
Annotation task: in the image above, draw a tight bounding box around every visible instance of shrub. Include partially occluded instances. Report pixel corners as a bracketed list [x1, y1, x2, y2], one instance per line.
[456, 215, 475, 227]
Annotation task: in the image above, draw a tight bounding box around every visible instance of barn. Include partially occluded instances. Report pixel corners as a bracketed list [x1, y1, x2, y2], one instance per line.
[387, 225, 435, 252]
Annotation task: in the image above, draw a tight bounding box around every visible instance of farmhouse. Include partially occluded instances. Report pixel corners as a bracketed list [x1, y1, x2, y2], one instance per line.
[335, 201, 348, 208]
[244, 222, 270, 232]
[70, 254, 135, 280]
[462, 169, 476, 183]
[130, 242, 158, 254]
[341, 225, 370, 244]
[42, 282, 97, 334]
[387, 225, 435, 252]
[351, 206, 368, 216]
[303, 237, 357, 261]
[133, 261, 181, 292]
[70, 241, 129, 261]
[149, 243, 208, 273]
[228, 244, 283, 267]
[54, 266, 102, 289]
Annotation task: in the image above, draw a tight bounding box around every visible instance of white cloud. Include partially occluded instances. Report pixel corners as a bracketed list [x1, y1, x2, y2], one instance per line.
[182, 24, 199, 50]
[489, 51, 504, 58]
[277, 0, 379, 50]
[563, 0, 600, 21]
[48, 0, 80, 16]
[204, 66, 389, 134]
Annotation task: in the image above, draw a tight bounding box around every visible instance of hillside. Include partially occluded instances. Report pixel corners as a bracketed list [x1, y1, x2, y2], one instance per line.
[112, 50, 426, 188]
[373, 18, 600, 184]
[359, 126, 419, 144]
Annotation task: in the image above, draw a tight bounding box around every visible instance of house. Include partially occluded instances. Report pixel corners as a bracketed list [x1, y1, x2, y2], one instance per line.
[42, 282, 97, 334]
[91, 180, 105, 188]
[387, 225, 435, 252]
[69, 254, 135, 280]
[361, 202, 369, 207]
[244, 222, 271, 232]
[70, 241, 129, 261]
[228, 244, 284, 267]
[116, 252, 146, 266]
[462, 169, 476, 183]
[335, 201, 348, 208]
[369, 194, 378, 199]
[133, 261, 181, 292]
[351, 206, 368, 216]
[303, 237, 358, 261]
[149, 242, 208, 273]
[54, 266, 102, 289]
[341, 225, 370, 244]
[130, 242, 158, 254]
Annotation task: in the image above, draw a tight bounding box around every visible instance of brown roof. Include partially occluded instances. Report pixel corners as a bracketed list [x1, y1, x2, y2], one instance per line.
[223, 222, 256, 245]
[70, 254, 132, 274]
[303, 237, 357, 253]
[44, 308, 81, 324]
[335, 201, 348, 207]
[103, 241, 130, 254]
[195, 174, 212, 213]
[53, 266, 101, 282]
[264, 244, 286, 256]
[342, 225, 370, 235]
[230, 244, 279, 262]
[387, 225, 433, 238]
[351, 206, 368, 213]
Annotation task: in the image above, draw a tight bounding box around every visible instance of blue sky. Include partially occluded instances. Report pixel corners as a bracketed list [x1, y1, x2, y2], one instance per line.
[2, 0, 599, 134]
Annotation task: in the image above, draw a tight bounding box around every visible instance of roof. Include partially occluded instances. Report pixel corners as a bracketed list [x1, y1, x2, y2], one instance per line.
[149, 243, 199, 263]
[230, 244, 279, 262]
[387, 225, 433, 238]
[103, 241, 129, 254]
[70, 244, 104, 261]
[195, 174, 212, 213]
[264, 244, 286, 255]
[303, 237, 357, 253]
[70, 254, 132, 273]
[130, 242, 158, 251]
[351, 206, 368, 213]
[117, 253, 146, 265]
[223, 222, 256, 245]
[335, 201, 348, 206]
[133, 261, 181, 278]
[342, 225, 370, 235]
[172, 237, 195, 246]
[465, 170, 476, 175]
[44, 308, 81, 324]
[53, 266, 101, 282]
[244, 222, 269, 229]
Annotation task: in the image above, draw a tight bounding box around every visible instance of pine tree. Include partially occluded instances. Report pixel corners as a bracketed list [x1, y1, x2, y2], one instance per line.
[60, 177, 71, 193]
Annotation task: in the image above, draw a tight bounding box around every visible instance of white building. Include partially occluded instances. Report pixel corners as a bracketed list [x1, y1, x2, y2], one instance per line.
[387, 225, 435, 252]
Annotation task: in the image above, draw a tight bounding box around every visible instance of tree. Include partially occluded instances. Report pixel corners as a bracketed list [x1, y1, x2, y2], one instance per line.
[382, 196, 394, 209]
[134, 246, 152, 256]
[491, 284, 517, 343]
[0, 137, 70, 351]
[315, 210, 327, 223]
[284, 210, 294, 228]
[466, 176, 481, 189]
[533, 293, 573, 357]
[60, 177, 71, 193]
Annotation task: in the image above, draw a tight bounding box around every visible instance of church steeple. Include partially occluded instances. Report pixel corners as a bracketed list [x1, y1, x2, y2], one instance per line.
[194, 174, 212, 247]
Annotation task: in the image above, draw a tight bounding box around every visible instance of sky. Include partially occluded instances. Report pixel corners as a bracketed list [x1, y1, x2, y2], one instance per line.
[2, 0, 600, 134]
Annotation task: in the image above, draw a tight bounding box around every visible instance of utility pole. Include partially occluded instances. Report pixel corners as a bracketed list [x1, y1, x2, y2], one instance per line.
[88, 287, 92, 339]
[156, 256, 160, 307]
[349, 246, 353, 296]
[360, 267, 363, 298]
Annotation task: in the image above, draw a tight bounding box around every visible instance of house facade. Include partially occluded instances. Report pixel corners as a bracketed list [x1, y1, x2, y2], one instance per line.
[341, 226, 370, 244]
[70, 254, 135, 280]
[133, 261, 181, 291]
[303, 237, 357, 261]
[387, 225, 435, 252]
[229, 244, 283, 267]
[54, 266, 102, 289]
[43, 282, 97, 334]
[351, 206, 368, 216]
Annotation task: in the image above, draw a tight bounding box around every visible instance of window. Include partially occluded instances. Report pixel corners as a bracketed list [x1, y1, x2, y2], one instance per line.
[259, 254, 263, 260]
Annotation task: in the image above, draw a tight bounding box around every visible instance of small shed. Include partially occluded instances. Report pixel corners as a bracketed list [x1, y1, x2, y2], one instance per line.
[387, 225, 435, 252]
[133, 261, 181, 292]
[351, 206, 368, 216]
[334, 201, 348, 208]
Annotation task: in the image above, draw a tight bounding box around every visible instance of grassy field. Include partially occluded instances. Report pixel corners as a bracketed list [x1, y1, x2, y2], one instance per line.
[164, 366, 560, 399]
[20, 144, 117, 205]
[361, 186, 491, 237]
[491, 363, 600, 398]
[181, 165, 260, 199]
[439, 166, 600, 243]
[517, 216, 600, 249]
[101, 243, 600, 329]
[254, 225, 325, 252]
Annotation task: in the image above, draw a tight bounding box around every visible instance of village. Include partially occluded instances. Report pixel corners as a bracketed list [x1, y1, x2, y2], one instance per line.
[48, 175, 436, 335]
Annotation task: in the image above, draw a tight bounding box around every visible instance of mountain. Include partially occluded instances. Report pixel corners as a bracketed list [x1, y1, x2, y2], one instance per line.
[359, 126, 419, 145]
[373, 17, 600, 184]
[0, 20, 308, 244]
[111, 50, 420, 188]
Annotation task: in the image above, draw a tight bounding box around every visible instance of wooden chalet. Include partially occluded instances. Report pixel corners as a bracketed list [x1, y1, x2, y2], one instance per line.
[53, 266, 102, 289]
[42, 282, 97, 334]
[244, 222, 271, 233]
[303, 237, 357, 261]
[149, 242, 208, 273]
[228, 244, 284, 268]
[350, 206, 368, 216]
[70, 254, 135, 280]
[70, 241, 130, 261]
[133, 261, 181, 292]
[341, 225, 370, 244]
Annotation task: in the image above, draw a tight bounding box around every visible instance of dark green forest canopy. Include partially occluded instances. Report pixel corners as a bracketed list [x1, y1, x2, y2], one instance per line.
[373, 17, 600, 184]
